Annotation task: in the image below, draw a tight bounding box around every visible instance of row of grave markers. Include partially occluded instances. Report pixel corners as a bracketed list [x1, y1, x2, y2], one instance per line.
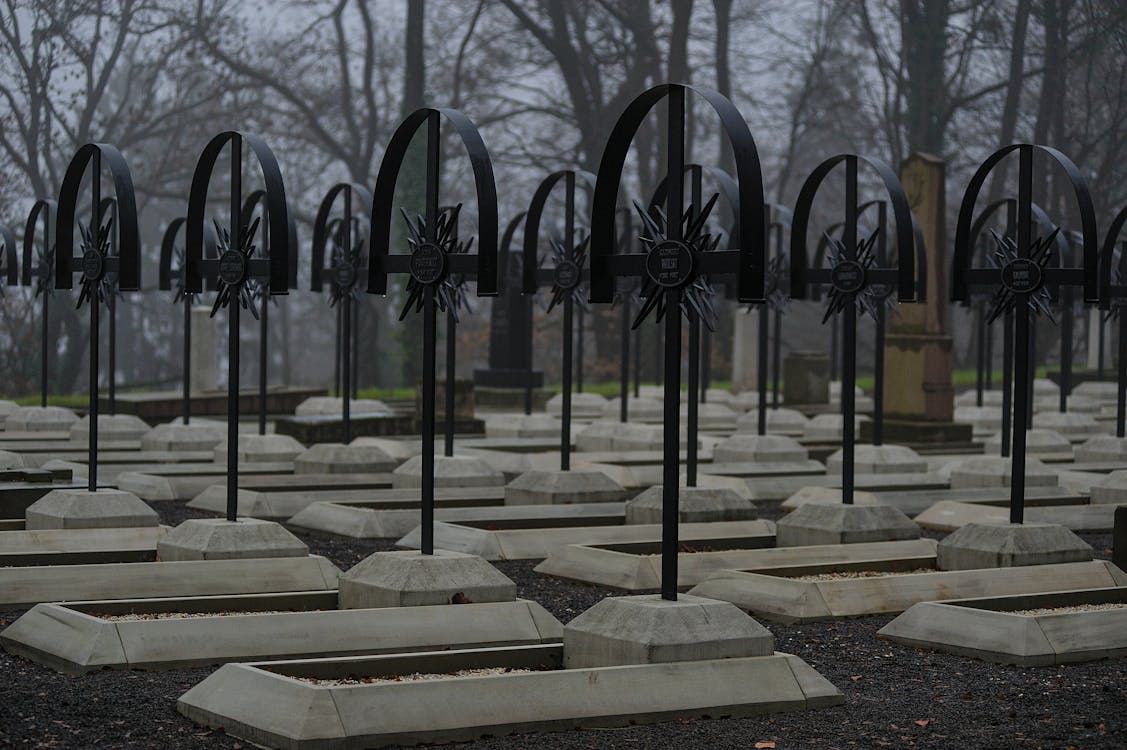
[1, 83, 1125, 601]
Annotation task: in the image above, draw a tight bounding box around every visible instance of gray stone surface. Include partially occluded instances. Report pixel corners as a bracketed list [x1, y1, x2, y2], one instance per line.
[1, 597, 561, 674]
[157, 518, 308, 561]
[140, 422, 226, 452]
[485, 414, 562, 439]
[600, 396, 662, 422]
[1090, 469, 1127, 505]
[0, 555, 341, 607]
[391, 455, 505, 489]
[0, 449, 24, 469]
[984, 428, 1074, 458]
[544, 392, 606, 420]
[679, 402, 739, 429]
[1032, 412, 1103, 437]
[349, 437, 420, 462]
[736, 408, 809, 436]
[712, 434, 808, 463]
[5, 406, 78, 432]
[803, 414, 870, 441]
[563, 593, 773, 667]
[1073, 381, 1121, 403]
[213, 434, 306, 463]
[338, 549, 516, 608]
[780, 486, 882, 511]
[937, 522, 1093, 570]
[775, 502, 920, 546]
[624, 486, 756, 524]
[294, 443, 397, 474]
[825, 444, 928, 474]
[0, 526, 165, 566]
[954, 405, 1003, 430]
[504, 470, 626, 505]
[1075, 435, 1127, 464]
[68, 414, 151, 442]
[943, 455, 1059, 489]
[916, 500, 1118, 533]
[25, 488, 159, 530]
[575, 422, 687, 452]
[294, 397, 391, 416]
[0, 399, 18, 426]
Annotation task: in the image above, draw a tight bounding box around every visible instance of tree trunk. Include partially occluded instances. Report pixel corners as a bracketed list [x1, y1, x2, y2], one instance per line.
[986, 0, 1032, 204]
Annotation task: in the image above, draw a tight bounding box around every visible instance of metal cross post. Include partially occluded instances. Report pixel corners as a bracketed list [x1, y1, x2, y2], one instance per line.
[952, 144, 1098, 524]
[241, 190, 298, 436]
[368, 107, 499, 556]
[158, 217, 218, 425]
[522, 169, 596, 470]
[1098, 206, 1127, 438]
[185, 131, 292, 523]
[97, 198, 120, 415]
[589, 83, 766, 601]
[0, 222, 16, 296]
[767, 205, 793, 410]
[312, 182, 374, 444]
[55, 144, 141, 493]
[790, 155, 918, 505]
[22, 200, 56, 407]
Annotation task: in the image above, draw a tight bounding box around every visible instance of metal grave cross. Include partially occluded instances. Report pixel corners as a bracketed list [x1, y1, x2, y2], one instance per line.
[158, 217, 218, 424]
[21, 200, 56, 407]
[1097, 205, 1127, 438]
[790, 154, 918, 504]
[312, 182, 373, 443]
[589, 83, 767, 601]
[522, 169, 596, 469]
[952, 143, 1098, 523]
[185, 131, 293, 522]
[367, 106, 498, 556]
[55, 143, 141, 491]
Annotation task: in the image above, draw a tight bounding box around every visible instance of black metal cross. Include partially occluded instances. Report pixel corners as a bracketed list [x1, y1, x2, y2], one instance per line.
[96, 197, 122, 416]
[0, 222, 16, 296]
[312, 182, 373, 443]
[21, 199, 55, 407]
[1098, 205, 1127, 438]
[589, 83, 766, 601]
[790, 154, 918, 504]
[765, 204, 792, 412]
[368, 107, 498, 556]
[158, 217, 218, 425]
[55, 144, 141, 492]
[522, 169, 595, 470]
[185, 131, 293, 522]
[952, 143, 1098, 524]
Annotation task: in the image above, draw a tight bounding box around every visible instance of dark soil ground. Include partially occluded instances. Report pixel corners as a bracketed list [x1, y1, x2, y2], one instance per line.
[0, 502, 1123, 749]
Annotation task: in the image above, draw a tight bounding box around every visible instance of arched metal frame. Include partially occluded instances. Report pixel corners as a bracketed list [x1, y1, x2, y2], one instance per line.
[185, 130, 293, 522]
[55, 143, 142, 493]
[951, 143, 1098, 524]
[520, 169, 596, 471]
[587, 83, 768, 602]
[159, 217, 218, 425]
[1099, 205, 1127, 438]
[23, 199, 55, 407]
[766, 204, 793, 412]
[311, 182, 374, 443]
[790, 154, 918, 506]
[366, 107, 500, 557]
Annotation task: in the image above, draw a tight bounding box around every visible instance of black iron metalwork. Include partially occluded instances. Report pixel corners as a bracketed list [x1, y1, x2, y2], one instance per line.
[158, 217, 218, 425]
[312, 182, 373, 444]
[22, 199, 56, 407]
[185, 132, 292, 523]
[522, 169, 596, 470]
[952, 144, 1098, 524]
[95, 197, 122, 415]
[613, 205, 637, 422]
[1098, 205, 1127, 438]
[368, 107, 499, 557]
[0, 222, 16, 295]
[589, 83, 767, 601]
[767, 205, 793, 410]
[791, 155, 918, 504]
[55, 143, 141, 492]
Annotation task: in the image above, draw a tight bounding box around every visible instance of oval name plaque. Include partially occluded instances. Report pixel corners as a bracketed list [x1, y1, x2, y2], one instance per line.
[409, 242, 446, 285]
[218, 250, 248, 286]
[645, 240, 694, 288]
[1000, 258, 1042, 294]
[830, 260, 866, 294]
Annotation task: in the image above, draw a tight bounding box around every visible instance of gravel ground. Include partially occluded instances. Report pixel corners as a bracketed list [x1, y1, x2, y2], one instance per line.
[0, 502, 1123, 749]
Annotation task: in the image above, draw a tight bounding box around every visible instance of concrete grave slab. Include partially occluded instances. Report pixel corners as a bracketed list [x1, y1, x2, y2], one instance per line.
[0, 480, 105, 520]
[743, 472, 949, 502]
[688, 560, 1125, 623]
[942, 455, 1059, 489]
[535, 538, 938, 592]
[4, 406, 78, 432]
[397, 519, 776, 561]
[0, 399, 17, 427]
[0, 525, 167, 566]
[803, 413, 869, 441]
[457, 448, 562, 482]
[293, 443, 397, 474]
[936, 521, 1094, 568]
[775, 503, 920, 546]
[954, 405, 1003, 430]
[349, 437, 420, 462]
[0, 450, 23, 469]
[1090, 469, 1127, 504]
[213, 434, 306, 463]
[157, 518, 309, 561]
[338, 549, 516, 608]
[825, 444, 928, 474]
[1030, 412, 1104, 439]
[286, 487, 506, 538]
[917, 502, 1117, 534]
[600, 396, 662, 421]
[736, 408, 809, 436]
[712, 434, 808, 463]
[984, 428, 1074, 458]
[875, 486, 1087, 517]
[780, 486, 882, 511]
[546, 392, 606, 419]
[294, 397, 392, 416]
[177, 644, 841, 748]
[186, 475, 397, 519]
[624, 486, 756, 524]
[878, 587, 1127, 665]
[0, 555, 341, 607]
[68, 414, 151, 442]
[391, 455, 505, 488]
[575, 422, 687, 452]
[140, 421, 227, 452]
[1075, 435, 1127, 464]
[701, 460, 825, 478]
[678, 402, 739, 429]
[25, 488, 159, 530]
[504, 470, 627, 505]
[114, 462, 294, 501]
[1, 594, 561, 674]
[485, 414, 562, 439]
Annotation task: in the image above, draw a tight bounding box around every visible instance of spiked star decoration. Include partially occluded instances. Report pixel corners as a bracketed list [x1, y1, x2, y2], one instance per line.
[399, 204, 474, 322]
[545, 235, 589, 314]
[632, 196, 721, 331]
[328, 238, 366, 308]
[820, 228, 881, 324]
[75, 219, 115, 309]
[985, 228, 1057, 325]
[210, 217, 262, 321]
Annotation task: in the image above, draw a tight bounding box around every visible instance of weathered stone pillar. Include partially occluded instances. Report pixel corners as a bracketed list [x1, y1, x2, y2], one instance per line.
[730, 307, 759, 393]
